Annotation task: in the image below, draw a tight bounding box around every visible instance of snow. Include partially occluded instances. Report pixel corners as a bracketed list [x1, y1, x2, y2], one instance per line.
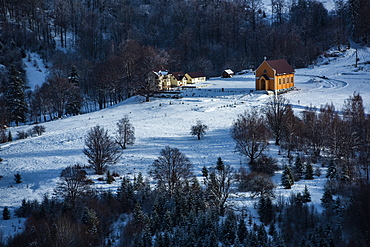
[1, 46, 370, 242]
[23, 52, 48, 90]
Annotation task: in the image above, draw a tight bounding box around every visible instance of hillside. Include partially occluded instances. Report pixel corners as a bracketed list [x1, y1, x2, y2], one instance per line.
[1, 46, 370, 243]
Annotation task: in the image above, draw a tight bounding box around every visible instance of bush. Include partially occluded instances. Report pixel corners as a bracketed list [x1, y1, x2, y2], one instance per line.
[238, 168, 275, 198]
[32, 125, 46, 136]
[17, 130, 28, 139]
[250, 154, 279, 176]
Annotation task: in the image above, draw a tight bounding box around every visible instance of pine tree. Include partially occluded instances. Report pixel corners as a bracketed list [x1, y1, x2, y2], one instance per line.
[68, 65, 80, 86]
[326, 160, 337, 179]
[293, 156, 303, 181]
[134, 172, 145, 190]
[14, 172, 22, 183]
[8, 131, 12, 142]
[305, 162, 314, 179]
[6, 65, 28, 126]
[221, 210, 237, 245]
[66, 65, 82, 116]
[268, 223, 276, 236]
[302, 185, 311, 203]
[257, 225, 268, 245]
[281, 165, 294, 189]
[321, 189, 334, 209]
[237, 217, 248, 242]
[258, 197, 274, 224]
[2, 206, 10, 220]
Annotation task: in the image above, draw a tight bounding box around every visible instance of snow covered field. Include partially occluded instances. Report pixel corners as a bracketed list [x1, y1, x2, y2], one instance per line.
[1, 47, 370, 241]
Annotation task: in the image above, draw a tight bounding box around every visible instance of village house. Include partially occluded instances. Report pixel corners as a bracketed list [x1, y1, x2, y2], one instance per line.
[184, 72, 206, 84]
[170, 72, 186, 87]
[222, 69, 234, 78]
[146, 68, 171, 91]
[255, 59, 295, 92]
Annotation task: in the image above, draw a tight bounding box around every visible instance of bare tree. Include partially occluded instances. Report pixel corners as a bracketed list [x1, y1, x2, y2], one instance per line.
[190, 120, 208, 140]
[83, 125, 121, 175]
[263, 95, 291, 145]
[150, 146, 193, 195]
[115, 116, 135, 149]
[54, 164, 93, 208]
[230, 110, 269, 165]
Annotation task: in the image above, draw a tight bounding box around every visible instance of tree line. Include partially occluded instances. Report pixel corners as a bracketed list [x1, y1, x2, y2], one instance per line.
[1, 0, 370, 126]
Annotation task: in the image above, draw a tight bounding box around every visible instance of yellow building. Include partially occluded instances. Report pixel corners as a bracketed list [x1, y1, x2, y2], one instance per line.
[255, 59, 295, 92]
[146, 69, 171, 91]
[170, 72, 186, 87]
[184, 72, 206, 84]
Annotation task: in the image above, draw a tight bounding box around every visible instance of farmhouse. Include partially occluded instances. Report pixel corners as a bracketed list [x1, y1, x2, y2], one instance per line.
[146, 68, 171, 91]
[170, 72, 186, 87]
[222, 69, 234, 78]
[185, 72, 206, 84]
[255, 59, 295, 92]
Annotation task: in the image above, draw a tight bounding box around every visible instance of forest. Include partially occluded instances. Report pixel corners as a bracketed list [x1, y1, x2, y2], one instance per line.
[0, 0, 369, 125]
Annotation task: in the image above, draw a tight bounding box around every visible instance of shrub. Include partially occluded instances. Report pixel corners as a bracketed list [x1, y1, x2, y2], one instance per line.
[238, 168, 275, 198]
[32, 125, 46, 136]
[17, 131, 28, 139]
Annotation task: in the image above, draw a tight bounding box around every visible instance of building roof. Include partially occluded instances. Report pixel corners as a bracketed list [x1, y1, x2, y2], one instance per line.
[187, 72, 206, 78]
[223, 69, 234, 75]
[152, 68, 168, 76]
[172, 72, 185, 81]
[266, 59, 294, 75]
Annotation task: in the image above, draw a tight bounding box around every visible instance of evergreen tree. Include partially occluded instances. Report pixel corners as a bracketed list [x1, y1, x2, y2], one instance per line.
[68, 65, 80, 86]
[6, 65, 28, 126]
[302, 185, 311, 203]
[257, 224, 269, 246]
[268, 223, 276, 236]
[66, 65, 82, 116]
[305, 162, 314, 179]
[237, 217, 248, 242]
[7, 131, 12, 142]
[326, 160, 337, 179]
[14, 172, 22, 183]
[221, 210, 237, 245]
[293, 156, 304, 181]
[296, 192, 303, 205]
[321, 189, 334, 209]
[281, 165, 294, 189]
[2, 206, 10, 220]
[134, 172, 145, 190]
[258, 197, 274, 224]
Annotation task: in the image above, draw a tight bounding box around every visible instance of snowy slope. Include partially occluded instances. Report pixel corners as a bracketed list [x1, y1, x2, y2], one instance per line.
[1, 47, 370, 241]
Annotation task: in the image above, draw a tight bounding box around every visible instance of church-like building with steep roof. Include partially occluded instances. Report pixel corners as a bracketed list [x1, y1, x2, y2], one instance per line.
[255, 59, 295, 92]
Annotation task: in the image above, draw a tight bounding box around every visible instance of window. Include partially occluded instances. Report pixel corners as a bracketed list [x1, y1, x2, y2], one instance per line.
[263, 69, 267, 74]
